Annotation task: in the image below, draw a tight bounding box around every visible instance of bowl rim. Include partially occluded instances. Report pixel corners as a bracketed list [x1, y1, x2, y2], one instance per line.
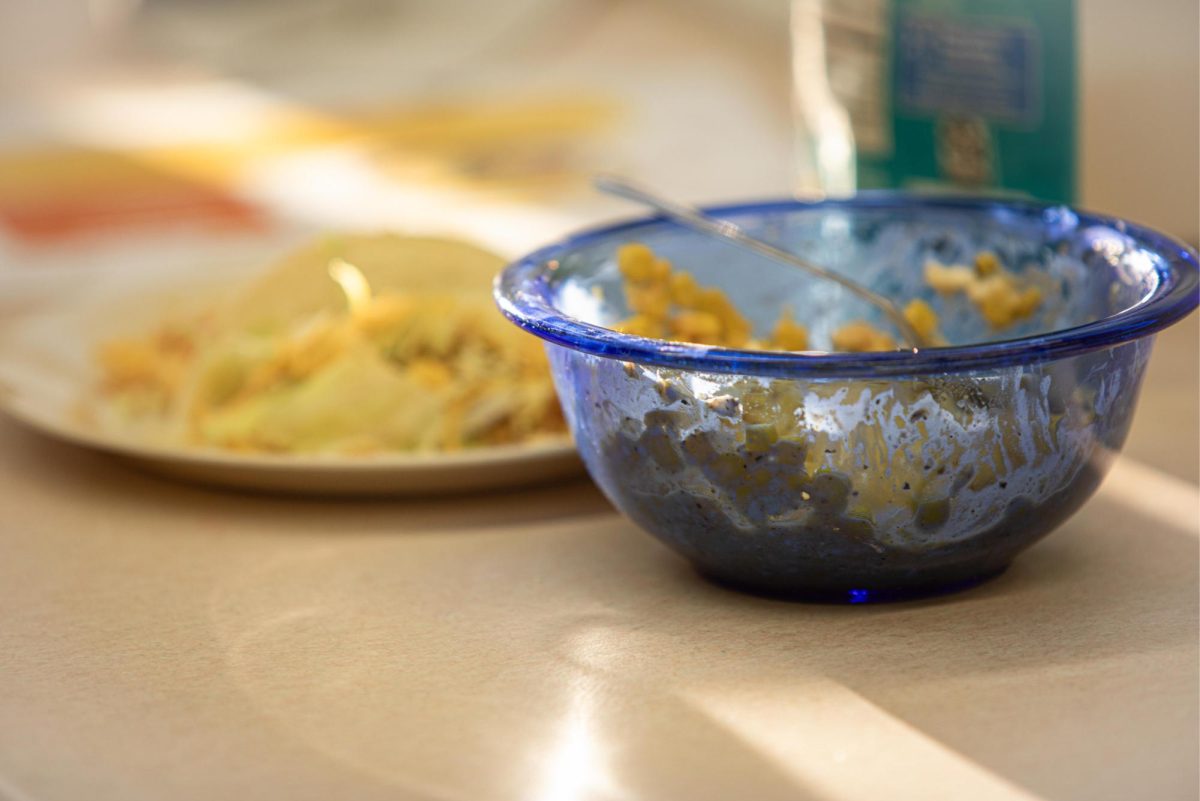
[494, 193, 1199, 378]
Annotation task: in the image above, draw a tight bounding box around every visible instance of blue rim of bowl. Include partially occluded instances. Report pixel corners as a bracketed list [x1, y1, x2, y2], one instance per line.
[495, 194, 1199, 378]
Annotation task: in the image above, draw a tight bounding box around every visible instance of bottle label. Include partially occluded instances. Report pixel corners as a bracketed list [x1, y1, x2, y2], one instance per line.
[852, 0, 1076, 203]
[896, 15, 1039, 125]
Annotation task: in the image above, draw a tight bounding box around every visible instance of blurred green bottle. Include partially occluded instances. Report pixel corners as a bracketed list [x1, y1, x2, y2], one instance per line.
[792, 0, 1076, 203]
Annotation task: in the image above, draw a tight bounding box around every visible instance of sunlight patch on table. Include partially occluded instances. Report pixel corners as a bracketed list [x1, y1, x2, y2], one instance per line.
[683, 677, 1041, 801]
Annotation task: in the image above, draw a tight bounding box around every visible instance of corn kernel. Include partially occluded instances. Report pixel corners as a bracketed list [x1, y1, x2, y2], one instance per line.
[721, 314, 754, 348]
[770, 310, 809, 351]
[616, 314, 665, 339]
[1015, 286, 1043, 318]
[924, 261, 975, 295]
[669, 310, 723, 344]
[974, 251, 1000, 276]
[626, 282, 671, 318]
[831, 321, 897, 353]
[651, 257, 672, 282]
[668, 271, 700, 307]
[617, 243, 657, 283]
[967, 274, 1026, 329]
[902, 298, 941, 342]
[695, 288, 752, 345]
[694, 286, 729, 314]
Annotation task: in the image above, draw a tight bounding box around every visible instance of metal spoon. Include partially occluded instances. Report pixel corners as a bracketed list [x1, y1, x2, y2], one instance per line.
[593, 174, 926, 349]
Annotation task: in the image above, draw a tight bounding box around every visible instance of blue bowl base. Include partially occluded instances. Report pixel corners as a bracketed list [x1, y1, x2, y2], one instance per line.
[695, 563, 1010, 605]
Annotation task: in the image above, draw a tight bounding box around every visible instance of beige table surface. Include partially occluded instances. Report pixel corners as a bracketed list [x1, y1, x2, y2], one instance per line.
[0, 404, 1197, 801]
[0, 3, 1196, 797]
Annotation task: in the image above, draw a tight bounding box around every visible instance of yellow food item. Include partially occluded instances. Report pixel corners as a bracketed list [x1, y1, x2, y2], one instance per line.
[770, 310, 810, 351]
[924, 262, 977, 295]
[669, 310, 724, 345]
[615, 242, 932, 353]
[616, 313, 667, 339]
[668, 271, 701, 306]
[625, 281, 672, 318]
[616, 243, 757, 348]
[902, 299, 942, 344]
[831, 321, 897, 353]
[95, 234, 565, 455]
[98, 326, 194, 402]
[616, 242, 659, 283]
[924, 250, 1042, 330]
[615, 243, 1045, 352]
[967, 274, 1044, 329]
[973, 250, 1000, 277]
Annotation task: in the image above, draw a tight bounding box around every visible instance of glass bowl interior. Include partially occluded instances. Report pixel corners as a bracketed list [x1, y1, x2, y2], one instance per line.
[497, 195, 1198, 378]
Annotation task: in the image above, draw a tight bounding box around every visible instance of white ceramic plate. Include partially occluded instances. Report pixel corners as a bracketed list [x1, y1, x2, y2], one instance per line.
[0, 251, 581, 496]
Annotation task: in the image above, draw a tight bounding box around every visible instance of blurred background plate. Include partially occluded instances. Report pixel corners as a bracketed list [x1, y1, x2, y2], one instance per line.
[0, 236, 581, 496]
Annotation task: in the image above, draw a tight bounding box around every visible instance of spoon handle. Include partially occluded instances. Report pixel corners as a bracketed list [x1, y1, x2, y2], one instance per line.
[594, 174, 924, 349]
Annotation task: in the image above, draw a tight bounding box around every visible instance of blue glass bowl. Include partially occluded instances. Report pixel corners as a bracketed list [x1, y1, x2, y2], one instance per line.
[496, 196, 1198, 602]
